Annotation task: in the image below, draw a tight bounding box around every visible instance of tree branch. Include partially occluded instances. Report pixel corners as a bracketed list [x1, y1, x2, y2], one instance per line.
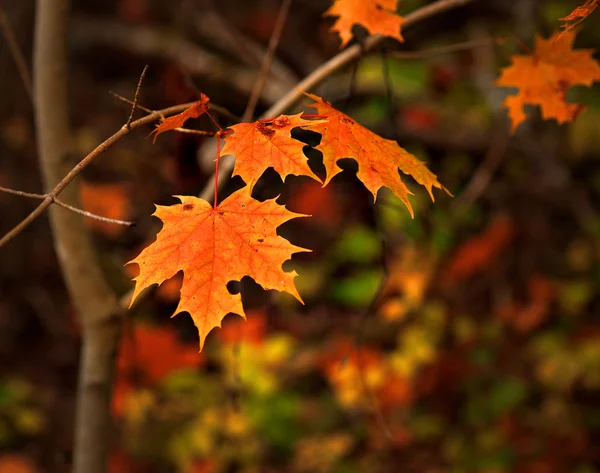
[33, 2, 122, 473]
[199, 0, 476, 201]
[0, 101, 196, 248]
[0, 186, 135, 226]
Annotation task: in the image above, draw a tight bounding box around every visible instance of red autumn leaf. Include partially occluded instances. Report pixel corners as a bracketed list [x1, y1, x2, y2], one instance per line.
[324, 0, 405, 48]
[441, 215, 514, 286]
[497, 275, 555, 333]
[112, 323, 203, 416]
[127, 186, 308, 350]
[495, 30, 600, 132]
[220, 114, 324, 189]
[150, 93, 210, 142]
[287, 180, 342, 227]
[117, 324, 202, 383]
[304, 92, 446, 217]
[217, 310, 267, 346]
[559, 0, 599, 36]
[0, 455, 37, 473]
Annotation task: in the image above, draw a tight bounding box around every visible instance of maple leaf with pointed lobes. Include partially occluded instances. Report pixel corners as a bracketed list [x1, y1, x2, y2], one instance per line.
[303, 92, 446, 217]
[495, 30, 600, 132]
[324, 0, 405, 48]
[128, 186, 308, 350]
[559, 0, 599, 36]
[220, 113, 325, 189]
[151, 93, 210, 143]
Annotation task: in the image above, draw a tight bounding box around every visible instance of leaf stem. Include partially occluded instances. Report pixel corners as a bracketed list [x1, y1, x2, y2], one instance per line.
[215, 134, 221, 208]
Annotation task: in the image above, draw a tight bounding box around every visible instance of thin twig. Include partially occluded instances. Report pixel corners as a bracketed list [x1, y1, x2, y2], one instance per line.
[71, 17, 292, 106]
[0, 102, 196, 248]
[0, 186, 134, 226]
[199, 0, 476, 202]
[126, 65, 148, 129]
[452, 118, 509, 212]
[110, 90, 240, 124]
[0, 5, 33, 102]
[242, 0, 292, 122]
[390, 37, 494, 60]
[263, 0, 475, 118]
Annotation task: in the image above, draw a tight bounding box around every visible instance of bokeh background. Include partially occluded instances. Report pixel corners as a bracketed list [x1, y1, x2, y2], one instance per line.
[1, 0, 600, 472]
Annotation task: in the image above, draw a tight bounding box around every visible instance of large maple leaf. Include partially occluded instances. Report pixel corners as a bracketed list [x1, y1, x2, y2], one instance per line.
[128, 186, 308, 350]
[495, 30, 600, 132]
[304, 92, 445, 217]
[220, 114, 324, 189]
[324, 0, 405, 48]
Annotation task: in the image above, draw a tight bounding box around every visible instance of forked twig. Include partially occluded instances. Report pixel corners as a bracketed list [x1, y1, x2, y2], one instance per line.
[126, 65, 148, 128]
[0, 101, 196, 248]
[0, 186, 134, 226]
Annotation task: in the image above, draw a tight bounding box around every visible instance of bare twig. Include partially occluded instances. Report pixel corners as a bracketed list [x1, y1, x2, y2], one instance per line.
[0, 5, 33, 101]
[0, 101, 196, 248]
[0, 186, 134, 226]
[391, 37, 494, 60]
[71, 17, 293, 105]
[452, 119, 509, 212]
[126, 65, 148, 129]
[110, 90, 240, 124]
[183, 0, 297, 85]
[242, 0, 292, 122]
[199, 0, 476, 202]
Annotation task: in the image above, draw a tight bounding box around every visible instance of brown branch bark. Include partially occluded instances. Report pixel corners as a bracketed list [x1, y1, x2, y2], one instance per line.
[33, 2, 120, 473]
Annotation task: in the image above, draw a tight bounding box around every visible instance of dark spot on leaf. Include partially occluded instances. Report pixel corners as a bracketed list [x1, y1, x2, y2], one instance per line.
[257, 122, 275, 137]
[241, 203, 246, 208]
[183, 203, 194, 211]
[258, 238, 264, 243]
[219, 211, 225, 215]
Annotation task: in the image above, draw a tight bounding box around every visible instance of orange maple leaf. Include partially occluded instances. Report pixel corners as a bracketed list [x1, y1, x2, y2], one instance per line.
[220, 114, 324, 189]
[127, 186, 308, 350]
[324, 0, 405, 48]
[559, 0, 599, 35]
[495, 30, 600, 132]
[304, 92, 445, 217]
[150, 93, 210, 142]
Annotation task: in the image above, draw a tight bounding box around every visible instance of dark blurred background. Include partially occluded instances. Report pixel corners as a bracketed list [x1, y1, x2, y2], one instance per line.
[1, 0, 600, 472]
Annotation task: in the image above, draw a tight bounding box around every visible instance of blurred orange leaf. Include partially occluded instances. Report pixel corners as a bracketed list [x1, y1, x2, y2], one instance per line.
[117, 324, 202, 384]
[287, 180, 342, 226]
[79, 180, 131, 238]
[324, 0, 405, 48]
[217, 310, 267, 346]
[497, 275, 555, 333]
[0, 455, 37, 473]
[441, 215, 514, 285]
[495, 30, 600, 132]
[113, 323, 202, 416]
